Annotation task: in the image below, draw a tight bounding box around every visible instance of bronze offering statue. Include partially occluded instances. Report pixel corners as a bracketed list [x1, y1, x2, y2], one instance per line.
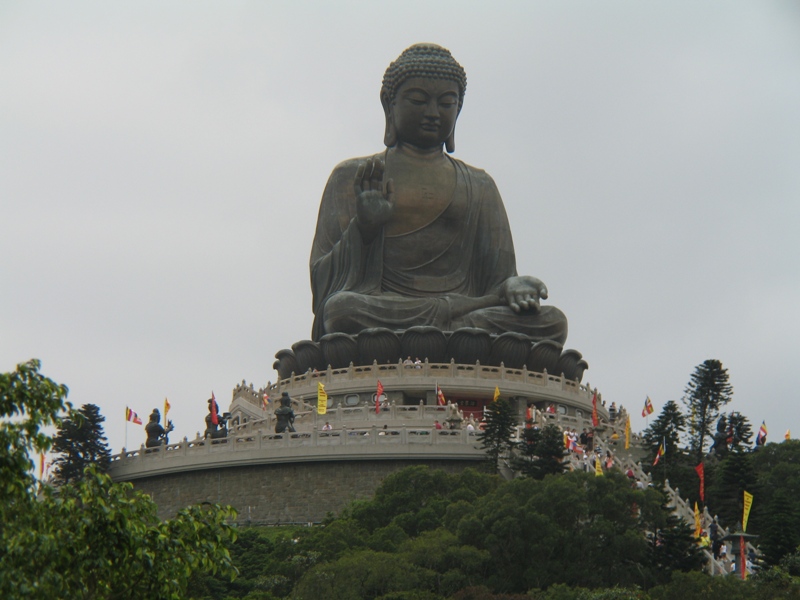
[310, 43, 568, 344]
[274, 391, 296, 434]
[145, 408, 174, 448]
[204, 398, 231, 440]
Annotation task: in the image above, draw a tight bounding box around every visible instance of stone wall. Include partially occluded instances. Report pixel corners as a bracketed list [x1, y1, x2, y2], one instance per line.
[131, 459, 481, 524]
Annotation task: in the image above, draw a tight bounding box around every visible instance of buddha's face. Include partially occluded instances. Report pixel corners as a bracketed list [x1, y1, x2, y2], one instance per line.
[391, 77, 460, 150]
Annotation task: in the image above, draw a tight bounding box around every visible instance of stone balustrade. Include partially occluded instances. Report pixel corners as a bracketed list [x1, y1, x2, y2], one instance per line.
[231, 361, 608, 428]
[272, 360, 593, 397]
[109, 422, 485, 482]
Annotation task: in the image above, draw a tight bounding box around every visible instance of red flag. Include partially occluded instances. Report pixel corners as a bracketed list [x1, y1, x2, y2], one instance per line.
[591, 391, 599, 427]
[525, 405, 533, 429]
[436, 384, 446, 406]
[211, 392, 219, 425]
[695, 462, 705, 502]
[376, 380, 384, 414]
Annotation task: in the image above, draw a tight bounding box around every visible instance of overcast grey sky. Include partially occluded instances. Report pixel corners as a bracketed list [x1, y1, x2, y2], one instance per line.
[3, 1, 799, 453]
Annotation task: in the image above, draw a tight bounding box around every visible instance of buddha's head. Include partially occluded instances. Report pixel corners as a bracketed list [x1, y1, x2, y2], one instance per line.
[381, 43, 467, 153]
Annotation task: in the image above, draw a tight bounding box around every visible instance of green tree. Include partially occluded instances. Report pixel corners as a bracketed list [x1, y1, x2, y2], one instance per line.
[478, 398, 517, 473]
[456, 472, 673, 592]
[682, 359, 733, 463]
[726, 411, 753, 451]
[514, 424, 566, 479]
[706, 449, 757, 530]
[292, 550, 436, 600]
[651, 505, 705, 575]
[51, 402, 111, 484]
[751, 440, 800, 565]
[0, 359, 67, 500]
[641, 401, 700, 497]
[643, 401, 685, 459]
[0, 360, 238, 599]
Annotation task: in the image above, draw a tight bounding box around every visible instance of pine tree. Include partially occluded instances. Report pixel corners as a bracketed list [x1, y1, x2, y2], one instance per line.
[682, 359, 733, 463]
[478, 398, 516, 474]
[513, 424, 565, 479]
[706, 449, 757, 529]
[759, 489, 800, 565]
[644, 401, 685, 459]
[51, 403, 111, 485]
[726, 411, 753, 450]
[643, 400, 688, 485]
[652, 510, 706, 576]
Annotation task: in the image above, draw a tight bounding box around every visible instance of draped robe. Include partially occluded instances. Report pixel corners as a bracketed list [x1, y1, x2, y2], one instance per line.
[309, 152, 567, 343]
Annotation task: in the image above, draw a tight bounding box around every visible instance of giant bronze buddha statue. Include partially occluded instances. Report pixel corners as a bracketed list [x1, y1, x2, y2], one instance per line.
[309, 43, 568, 347]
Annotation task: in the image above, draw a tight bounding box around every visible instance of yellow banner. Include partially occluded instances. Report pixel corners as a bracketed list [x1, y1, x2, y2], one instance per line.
[595, 456, 603, 477]
[742, 490, 753, 532]
[625, 416, 631, 450]
[317, 382, 327, 415]
[493, 386, 500, 402]
[694, 502, 702, 537]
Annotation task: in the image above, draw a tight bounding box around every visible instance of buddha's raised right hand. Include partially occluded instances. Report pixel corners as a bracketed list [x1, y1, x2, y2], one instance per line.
[354, 157, 394, 243]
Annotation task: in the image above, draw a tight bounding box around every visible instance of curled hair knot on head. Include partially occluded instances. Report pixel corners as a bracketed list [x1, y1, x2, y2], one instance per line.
[381, 43, 467, 109]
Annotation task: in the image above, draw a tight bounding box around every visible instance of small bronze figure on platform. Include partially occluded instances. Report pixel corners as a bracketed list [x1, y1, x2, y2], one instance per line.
[274, 392, 296, 434]
[145, 408, 174, 448]
[204, 397, 231, 440]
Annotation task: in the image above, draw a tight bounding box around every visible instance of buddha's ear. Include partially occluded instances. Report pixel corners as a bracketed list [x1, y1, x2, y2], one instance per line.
[445, 130, 456, 153]
[445, 104, 462, 153]
[381, 91, 397, 147]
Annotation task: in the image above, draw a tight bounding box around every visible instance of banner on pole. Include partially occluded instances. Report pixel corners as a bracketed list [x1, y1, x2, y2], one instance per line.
[743, 490, 754, 532]
[695, 463, 705, 502]
[317, 382, 328, 415]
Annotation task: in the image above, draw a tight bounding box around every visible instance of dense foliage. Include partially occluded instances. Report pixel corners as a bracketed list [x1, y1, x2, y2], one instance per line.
[190, 466, 714, 599]
[0, 360, 239, 599]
